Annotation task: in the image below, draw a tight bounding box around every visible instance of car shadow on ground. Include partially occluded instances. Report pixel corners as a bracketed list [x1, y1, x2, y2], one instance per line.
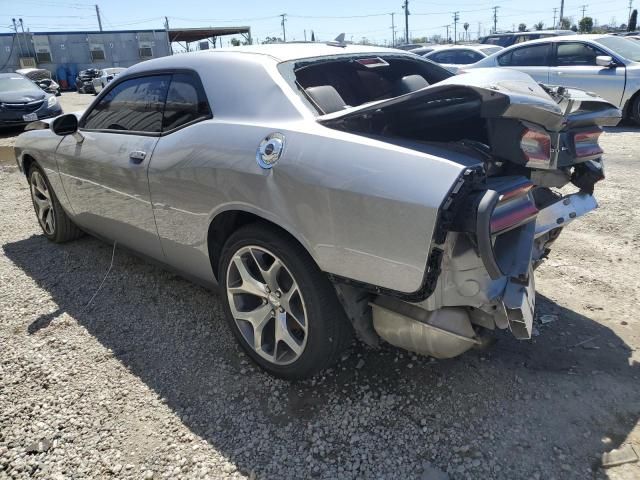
[3, 233, 639, 479]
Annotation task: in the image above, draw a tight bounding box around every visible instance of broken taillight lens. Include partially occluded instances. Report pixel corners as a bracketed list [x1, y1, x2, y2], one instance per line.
[520, 129, 551, 166]
[573, 128, 603, 158]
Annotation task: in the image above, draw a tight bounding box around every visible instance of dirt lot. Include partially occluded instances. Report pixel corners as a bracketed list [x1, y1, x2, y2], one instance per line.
[0, 93, 639, 479]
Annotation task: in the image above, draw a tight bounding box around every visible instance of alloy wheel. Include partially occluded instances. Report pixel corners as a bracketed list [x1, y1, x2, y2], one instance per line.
[226, 246, 308, 365]
[30, 170, 55, 235]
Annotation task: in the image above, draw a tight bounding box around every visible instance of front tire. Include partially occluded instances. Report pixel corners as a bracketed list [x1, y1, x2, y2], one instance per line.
[28, 164, 83, 243]
[219, 223, 352, 380]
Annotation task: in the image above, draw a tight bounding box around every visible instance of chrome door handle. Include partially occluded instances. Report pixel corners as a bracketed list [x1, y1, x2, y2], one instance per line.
[129, 150, 146, 163]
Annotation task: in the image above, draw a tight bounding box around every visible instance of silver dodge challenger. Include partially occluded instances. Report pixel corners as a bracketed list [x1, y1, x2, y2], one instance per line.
[14, 42, 621, 379]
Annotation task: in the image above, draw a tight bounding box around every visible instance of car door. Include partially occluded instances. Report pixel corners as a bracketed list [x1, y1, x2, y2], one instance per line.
[496, 43, 552, 83]
[145, 72, 215, 282]
[56, 74, 170, 260]
[549, 42, 626, 106]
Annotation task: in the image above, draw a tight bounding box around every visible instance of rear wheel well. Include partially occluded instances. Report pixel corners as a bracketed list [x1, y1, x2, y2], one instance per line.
[207, 211, 312, 281]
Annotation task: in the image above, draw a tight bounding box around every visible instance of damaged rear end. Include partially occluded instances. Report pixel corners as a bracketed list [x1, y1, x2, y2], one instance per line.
[320, 68, 620, 357]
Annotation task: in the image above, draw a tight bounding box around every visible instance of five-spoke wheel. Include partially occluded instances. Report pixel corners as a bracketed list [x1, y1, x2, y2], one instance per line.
[28, 163, 83, 243]
[30, 170, 55, 236]
[226, 246, 308, 365]
[220, 223, 352, 379]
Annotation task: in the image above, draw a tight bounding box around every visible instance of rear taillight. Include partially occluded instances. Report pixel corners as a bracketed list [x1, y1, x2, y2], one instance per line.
[573, 128, 603, 158]
[520, 129, 551, 167]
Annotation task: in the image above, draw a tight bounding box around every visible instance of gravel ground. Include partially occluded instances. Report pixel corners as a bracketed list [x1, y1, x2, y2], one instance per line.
[0, 95, 639, 479]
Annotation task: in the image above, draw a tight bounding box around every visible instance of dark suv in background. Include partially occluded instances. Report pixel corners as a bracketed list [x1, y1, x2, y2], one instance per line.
[481, 30, 573, 47]
[75, 69, 101, 94]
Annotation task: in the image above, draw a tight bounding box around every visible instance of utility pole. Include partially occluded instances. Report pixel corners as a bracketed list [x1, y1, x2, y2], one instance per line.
[453, 11, 460, 44]
[492, 6, 499, 33]
[304, 29, 307, 41]
[553, 8, 558, 27]
[11, 18, 25, 58]
[164, 16, 173, 55]
[559, 0, 565, 28]
[18, 18, 30, 58]
[95, 5, 103, 32]
[403, 0, 410, 44]
[477, 22, 482, 40]
[580, 4, 587, 20]
[629, 0, 634, 25]
[390, 12, 396, 47]
[280, 13, 287, 42]
[445, 24, 450, 43]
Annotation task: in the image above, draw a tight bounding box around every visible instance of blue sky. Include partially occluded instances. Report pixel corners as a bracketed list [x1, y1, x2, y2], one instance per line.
[2, 0, 636, 45]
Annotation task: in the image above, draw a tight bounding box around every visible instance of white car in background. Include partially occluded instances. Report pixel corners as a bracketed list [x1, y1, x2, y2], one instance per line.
[422, 45, 503, 73]
[466, 34, 640, 124]
[92, 68, 126, 94]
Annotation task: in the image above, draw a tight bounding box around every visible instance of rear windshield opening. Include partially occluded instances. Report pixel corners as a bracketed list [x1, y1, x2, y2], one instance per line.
[285, 55, 453, 114]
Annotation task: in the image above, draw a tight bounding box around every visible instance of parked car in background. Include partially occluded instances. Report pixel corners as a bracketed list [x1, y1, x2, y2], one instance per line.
[466, 34, 640, 124]
[15, 68, 61, 96]
[0, 73, 62, 128]
[423, 44, 503, 72]
[481, 30, 573, 47]
[396, 43, 428, 51]
[75, 69, 101, 94]
[92, 68, 126, 95]
[14, 44, 619, 379]
[409, 45, 439, 55]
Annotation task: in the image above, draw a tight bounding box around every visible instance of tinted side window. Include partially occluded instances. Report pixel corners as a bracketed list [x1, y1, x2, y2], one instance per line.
[431, 50, 482, 64]
[498, 44, 550, 66]
[83, 75, 170, 132]
[556, 42, 604, 66]
[162, 73, 211, 131]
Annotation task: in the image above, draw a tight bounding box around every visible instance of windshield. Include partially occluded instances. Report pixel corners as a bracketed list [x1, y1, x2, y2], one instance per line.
[0, 76, 38, 92]
[596, 36, 640, 62]
[282, 54, 453, 114]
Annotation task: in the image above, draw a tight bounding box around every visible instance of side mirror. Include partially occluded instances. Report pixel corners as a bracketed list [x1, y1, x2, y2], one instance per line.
[51, 114, 84, 142]
[596, 55, 615, 67]
[51, 114, 78, 136]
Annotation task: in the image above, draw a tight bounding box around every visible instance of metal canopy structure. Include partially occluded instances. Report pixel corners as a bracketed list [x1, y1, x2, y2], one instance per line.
[168, 27, 251, 44]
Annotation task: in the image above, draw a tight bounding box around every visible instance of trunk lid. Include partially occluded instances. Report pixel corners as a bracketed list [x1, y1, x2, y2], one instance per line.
[317, 68, 621, 132]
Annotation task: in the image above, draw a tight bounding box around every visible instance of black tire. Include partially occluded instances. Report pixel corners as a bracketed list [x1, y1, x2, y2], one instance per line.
[630, 94, 640, 125]
[28, 163, 83, 243]
[219, 223, 352, 380]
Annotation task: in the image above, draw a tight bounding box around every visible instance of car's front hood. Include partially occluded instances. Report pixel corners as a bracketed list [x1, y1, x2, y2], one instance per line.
[0, 91, 46, 104]
[318, 68, 621, 131]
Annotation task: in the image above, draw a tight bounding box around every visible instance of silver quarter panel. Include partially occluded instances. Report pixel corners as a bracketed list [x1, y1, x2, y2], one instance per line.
[148, 119, 470, 292]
